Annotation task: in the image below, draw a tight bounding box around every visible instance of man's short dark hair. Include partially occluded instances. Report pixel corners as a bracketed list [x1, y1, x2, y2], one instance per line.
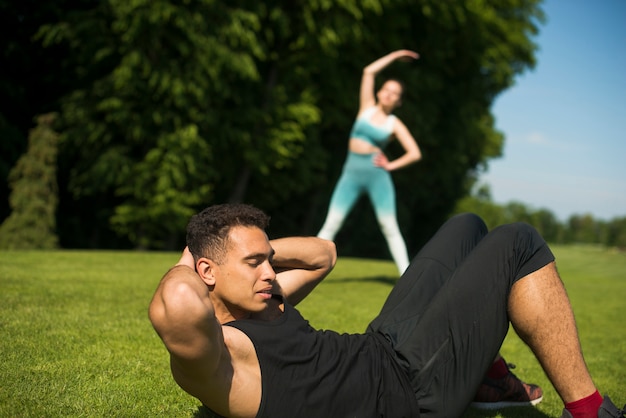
[186, 203, 270, 264]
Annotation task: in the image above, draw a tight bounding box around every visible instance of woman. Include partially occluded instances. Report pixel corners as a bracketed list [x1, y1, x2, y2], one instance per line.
[318, 52, 544, 407]
[317, 50, 422, 274]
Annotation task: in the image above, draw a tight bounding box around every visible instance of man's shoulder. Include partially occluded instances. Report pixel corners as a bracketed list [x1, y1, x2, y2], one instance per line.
[178, 325, 261, 418]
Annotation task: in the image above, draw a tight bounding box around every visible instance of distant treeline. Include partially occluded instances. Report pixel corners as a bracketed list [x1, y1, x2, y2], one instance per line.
[455, 186, 626, 248]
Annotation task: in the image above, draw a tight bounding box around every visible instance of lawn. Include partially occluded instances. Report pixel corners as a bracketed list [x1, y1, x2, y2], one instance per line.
[0, 245, 624, 417]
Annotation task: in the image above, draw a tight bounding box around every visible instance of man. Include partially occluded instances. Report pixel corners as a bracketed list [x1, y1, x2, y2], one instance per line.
[149, 203, 624, 418]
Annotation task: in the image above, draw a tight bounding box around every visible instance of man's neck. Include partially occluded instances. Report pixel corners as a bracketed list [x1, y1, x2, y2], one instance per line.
[212, 294, 284, 324]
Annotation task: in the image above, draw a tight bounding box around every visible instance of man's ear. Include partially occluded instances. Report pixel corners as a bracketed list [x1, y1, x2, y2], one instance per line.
[196, 258, 217, 286]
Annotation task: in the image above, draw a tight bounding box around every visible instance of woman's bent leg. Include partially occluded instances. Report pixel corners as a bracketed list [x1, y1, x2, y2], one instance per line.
[317, 169, 361, 240]
[369, 169, 410, 274]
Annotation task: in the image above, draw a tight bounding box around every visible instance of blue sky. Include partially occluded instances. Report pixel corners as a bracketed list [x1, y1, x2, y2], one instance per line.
[480, 0, 626, 221]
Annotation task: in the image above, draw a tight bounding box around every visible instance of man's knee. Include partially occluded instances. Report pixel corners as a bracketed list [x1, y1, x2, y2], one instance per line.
[490, 222, 551, 281]
[491, 221, 541, 245]
[447, 213, 488, 236]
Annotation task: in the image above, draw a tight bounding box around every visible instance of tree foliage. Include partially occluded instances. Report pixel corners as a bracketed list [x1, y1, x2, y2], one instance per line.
[0, 114, 59, 249]
[1, 0, 575, 257]
[455, 185, 626, 249]
[0, 0, 79, 222]
[36, 0, 388, 248]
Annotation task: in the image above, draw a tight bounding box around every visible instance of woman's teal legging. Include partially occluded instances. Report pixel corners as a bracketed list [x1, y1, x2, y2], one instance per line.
[318, 152, 410, 274]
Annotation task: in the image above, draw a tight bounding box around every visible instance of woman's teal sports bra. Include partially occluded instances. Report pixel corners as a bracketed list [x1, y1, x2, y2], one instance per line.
[349, 107, 396, 148]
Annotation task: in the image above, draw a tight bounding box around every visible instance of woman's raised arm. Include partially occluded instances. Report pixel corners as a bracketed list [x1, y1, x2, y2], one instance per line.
[359, 50, 419, 112]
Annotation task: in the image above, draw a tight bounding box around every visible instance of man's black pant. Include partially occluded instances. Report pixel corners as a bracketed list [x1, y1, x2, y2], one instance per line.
[367, 213, 555, 417]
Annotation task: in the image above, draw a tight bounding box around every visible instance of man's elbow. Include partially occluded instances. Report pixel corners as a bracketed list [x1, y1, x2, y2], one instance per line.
[316, 238, 338, 273]
[326, 240, 338, 270]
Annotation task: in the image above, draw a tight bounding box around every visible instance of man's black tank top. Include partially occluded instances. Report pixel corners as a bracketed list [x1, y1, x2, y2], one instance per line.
[223, 301, 419, 418]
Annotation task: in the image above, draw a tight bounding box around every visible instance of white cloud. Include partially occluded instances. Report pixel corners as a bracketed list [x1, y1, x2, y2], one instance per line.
[526, 132, 546, 144]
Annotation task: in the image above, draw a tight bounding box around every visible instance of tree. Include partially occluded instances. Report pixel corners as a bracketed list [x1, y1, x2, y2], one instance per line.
[605, 217, 626, 249]
[453, 184, 506, 229]
[0, 0, 82, 223]
[0, 114, 59, 249]
[566, 213, 602, 244]
[530, 208, 563, 243]
[454, 184, 564, 243]
[11, 0, 545, 254]
[37, 0, 384, 249]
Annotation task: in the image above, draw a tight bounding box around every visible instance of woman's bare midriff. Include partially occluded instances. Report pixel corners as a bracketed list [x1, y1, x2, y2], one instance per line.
[349, 138, 381, 154]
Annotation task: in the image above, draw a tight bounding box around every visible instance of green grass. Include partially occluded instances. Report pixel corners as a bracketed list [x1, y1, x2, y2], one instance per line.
[0, 245, 624, 417]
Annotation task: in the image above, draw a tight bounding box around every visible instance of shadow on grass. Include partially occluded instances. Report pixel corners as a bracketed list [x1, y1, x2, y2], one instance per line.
[193, 405, 222, 417]
[328, 275, 399, 286]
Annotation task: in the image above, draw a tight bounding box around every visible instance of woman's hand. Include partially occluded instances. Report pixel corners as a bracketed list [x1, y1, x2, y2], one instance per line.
[393, 50, 420, 62]
[373, 152, 390, 170]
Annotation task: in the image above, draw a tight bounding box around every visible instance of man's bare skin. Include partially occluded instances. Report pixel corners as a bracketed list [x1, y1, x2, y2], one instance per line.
[149, 226, 336, 417]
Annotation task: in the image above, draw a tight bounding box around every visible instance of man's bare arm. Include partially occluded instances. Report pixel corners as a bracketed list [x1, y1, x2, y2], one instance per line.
[148, 255, 228, 397]
[271, 237, 337, 306]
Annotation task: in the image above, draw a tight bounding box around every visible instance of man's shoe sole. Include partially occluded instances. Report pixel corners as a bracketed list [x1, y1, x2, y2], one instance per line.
[471, 395, 543, 410]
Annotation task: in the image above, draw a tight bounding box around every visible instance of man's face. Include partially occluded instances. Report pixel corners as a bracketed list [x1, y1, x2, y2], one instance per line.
[210, 225, 276, 319]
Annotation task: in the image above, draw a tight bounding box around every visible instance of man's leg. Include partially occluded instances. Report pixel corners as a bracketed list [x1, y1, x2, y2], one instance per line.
[508, 261, 626, 418]
[367, 213, 488, 332]
[508, 261, 596, 403]
[367, 213, 496, 416]
[370, 218, 556, 417]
